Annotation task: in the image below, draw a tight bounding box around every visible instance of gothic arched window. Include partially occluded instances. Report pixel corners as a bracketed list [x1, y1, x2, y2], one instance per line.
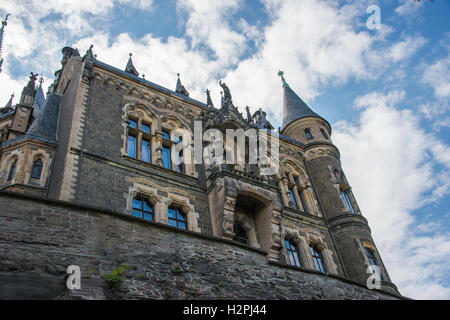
[285, 238, 302, 267]
[7, 159, 17, 181]
[288, 187, 298, 209]
[126, 115, 152, 163]
[132, 196, 154, 221]
[310, 245, 327, 274]
[233, 222, 248, 245]
[31, 158, 43, 180]
[168, 206, 187, 230]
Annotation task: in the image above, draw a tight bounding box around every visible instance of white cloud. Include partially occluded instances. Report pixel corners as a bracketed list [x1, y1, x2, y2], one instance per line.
[422, 55, 450, 98]
[333, 90, 450, 299]
[387, 36, 426, 63]
[395, 0, 425, 17]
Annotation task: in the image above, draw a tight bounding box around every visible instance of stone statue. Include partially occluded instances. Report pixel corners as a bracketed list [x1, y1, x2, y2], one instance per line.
[219, 80, 232, 104]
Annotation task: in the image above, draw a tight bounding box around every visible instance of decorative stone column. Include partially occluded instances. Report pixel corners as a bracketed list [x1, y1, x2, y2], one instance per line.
[153, 133, 163, 167]
[222, 194, 236, 240]
[267, 208, 282, 262]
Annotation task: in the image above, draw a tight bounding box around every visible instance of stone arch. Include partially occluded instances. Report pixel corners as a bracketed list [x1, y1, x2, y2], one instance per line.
[26, 149, 51, 187]
[167, 193, 201, 233]
[1, 150, 22, 184]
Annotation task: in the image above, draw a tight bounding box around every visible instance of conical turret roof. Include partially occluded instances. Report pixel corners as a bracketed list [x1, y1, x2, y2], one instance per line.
[278, 71, 328, 130]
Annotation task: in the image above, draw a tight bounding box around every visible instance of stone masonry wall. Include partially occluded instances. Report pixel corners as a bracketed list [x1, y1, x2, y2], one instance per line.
[0, 191, 402, 300]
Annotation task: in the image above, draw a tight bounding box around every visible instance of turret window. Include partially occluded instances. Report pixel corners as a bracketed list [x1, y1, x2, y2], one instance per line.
[31, 158, 43, 180]
[132, 196, 154, 221]
[341, 189, 355, 214]
[321, 128, 329, 140]
[285, 239, 302, 267]
[305, 128, 313, 140]
[7, 159, 17, 181]
[310, 245, 327, 274]
[365, 247, 383, 281]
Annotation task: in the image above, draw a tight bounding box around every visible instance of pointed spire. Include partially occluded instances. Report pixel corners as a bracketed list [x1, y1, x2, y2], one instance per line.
[206, 89, 214, 108]
[0, 14, 11, 73]
[125, 53, 139, 76]
[0, 92, 14, 114]
[277, 70, 288, 88]
[5, 92, 14, 107]
[33, 76, 46, 109]
[175, 73, 189, 96]
[280, 71, 327, 130]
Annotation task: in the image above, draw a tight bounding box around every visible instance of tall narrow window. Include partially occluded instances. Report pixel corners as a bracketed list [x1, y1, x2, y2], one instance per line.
[341, 189, 355, 214]
[305, 128, 313, 140]
[162, 130, 172, 170]
[132, 196, 154, 221]
[310, 245, 327, 273]
[288, 188, 298, 209]
[285, 239, 302, 267]
[31, 158, 43, 180]
[233, 222, 248, 245]
[365, 247, 383, 281]
[298, 189, 308, 213]
[142, 139, 151, 163]
[126, 117, 153, 163]
[127, 135, 137, 158]
[168, 207, 187, 230]
[321, 128, 329, 140]
[7, 160, 17, 181]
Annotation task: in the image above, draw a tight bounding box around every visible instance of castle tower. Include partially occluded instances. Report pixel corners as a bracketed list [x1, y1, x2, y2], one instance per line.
[279, 71, 399, 295]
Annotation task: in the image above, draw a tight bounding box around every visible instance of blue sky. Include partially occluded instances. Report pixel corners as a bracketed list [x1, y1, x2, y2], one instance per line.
[1, 0, 449, 299]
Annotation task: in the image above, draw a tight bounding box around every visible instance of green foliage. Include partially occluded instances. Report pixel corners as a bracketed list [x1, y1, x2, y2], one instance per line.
[103, 265, 127, 289]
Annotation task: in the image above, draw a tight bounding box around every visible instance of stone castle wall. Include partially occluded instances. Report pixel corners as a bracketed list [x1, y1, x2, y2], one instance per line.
[0, 191, 402, 300]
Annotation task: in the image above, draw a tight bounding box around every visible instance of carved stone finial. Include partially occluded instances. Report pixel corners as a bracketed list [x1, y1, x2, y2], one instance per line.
[278, 70, 288, 88]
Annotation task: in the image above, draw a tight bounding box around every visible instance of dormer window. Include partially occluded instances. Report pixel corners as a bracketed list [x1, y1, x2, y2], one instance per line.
[305, 128, 313, 140]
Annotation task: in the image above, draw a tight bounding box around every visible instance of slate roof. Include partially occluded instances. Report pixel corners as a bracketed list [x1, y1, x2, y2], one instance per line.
[26, 93, 61, 143]
[282, 84, 328, 131]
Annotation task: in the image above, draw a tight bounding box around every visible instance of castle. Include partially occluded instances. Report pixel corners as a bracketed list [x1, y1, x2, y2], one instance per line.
[0, 39, 402, 299]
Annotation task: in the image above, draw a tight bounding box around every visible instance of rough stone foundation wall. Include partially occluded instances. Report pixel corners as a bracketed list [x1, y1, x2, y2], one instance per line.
[0, 191, 403, 300]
